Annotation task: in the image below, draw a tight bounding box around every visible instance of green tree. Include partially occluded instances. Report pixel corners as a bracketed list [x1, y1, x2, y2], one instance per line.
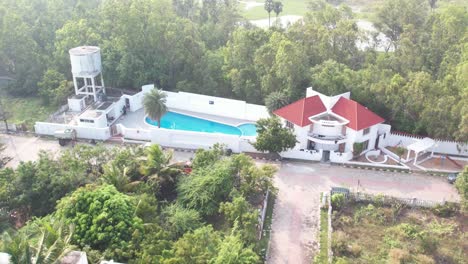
[455, 166, 468, 212]
[165, 225, 221, 264]
[273, 1, 283, 21]
[143, 89, 168, 128]
[253, 117, 297, 153]
[375, 0, 428, 51]
[162, 204, 203, 238]
[265, 91, 289, 114]
[56, 184, 143, 260]
[219, 196, 258, 243]
[264, 0, 274, 27]
[213, 228, 260, 264]
[38, 69, 71, 105]
[0, 217, 75, 264]
[141, 144, 182, 200]
[177, 160, 234, 216]
[191, 143, 226, 169]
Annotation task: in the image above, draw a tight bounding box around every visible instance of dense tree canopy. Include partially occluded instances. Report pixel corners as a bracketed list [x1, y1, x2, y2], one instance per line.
[0, 0, 466, 140]
[56, 184, 143, 258]
[0, 143, 274, 262]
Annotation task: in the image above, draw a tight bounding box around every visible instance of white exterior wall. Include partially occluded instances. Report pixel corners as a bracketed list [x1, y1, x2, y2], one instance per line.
[68, 98, 85, 112]
[344, 124, 380, 153]
[312, 123, 343, 137]
[35, 122, 111, 140]
[77, 113, 107, 128]
[163, 91, 269, 121]
[123, 92, 145, 112]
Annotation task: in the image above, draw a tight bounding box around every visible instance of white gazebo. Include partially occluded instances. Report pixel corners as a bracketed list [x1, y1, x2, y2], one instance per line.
[406, 137, 436, 165]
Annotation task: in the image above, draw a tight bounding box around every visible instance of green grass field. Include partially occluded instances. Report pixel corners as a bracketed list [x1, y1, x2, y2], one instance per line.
[240, 0, 310, 20]
[238, 0, 467, 21]
[1, 94, 56, 130]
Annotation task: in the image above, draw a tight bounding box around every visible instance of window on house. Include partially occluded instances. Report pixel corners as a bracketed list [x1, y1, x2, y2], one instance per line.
[363, 127, 370, 135]
[362, 140, 369, 151]
[286, 121, 294, 129]
[79, 119, 95, 123]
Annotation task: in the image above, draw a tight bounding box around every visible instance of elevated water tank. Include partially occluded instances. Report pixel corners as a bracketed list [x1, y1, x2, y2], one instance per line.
[69, 46, 102, 76]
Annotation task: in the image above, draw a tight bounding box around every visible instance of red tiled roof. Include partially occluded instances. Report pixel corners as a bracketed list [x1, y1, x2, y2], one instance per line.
[331, 97, 384, 131]
[273, 95, 327, 127]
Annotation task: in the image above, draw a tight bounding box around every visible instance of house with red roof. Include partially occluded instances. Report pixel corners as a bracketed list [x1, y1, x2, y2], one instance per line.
[273, 88, 388, 162]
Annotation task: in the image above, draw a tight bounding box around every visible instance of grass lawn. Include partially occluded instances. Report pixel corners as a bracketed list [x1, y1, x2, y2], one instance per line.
[240, 0, 309, 20]
[256, 193, 276, 260]
[1, 94, 56, 130]
[332, 201, 467, 263]
[314, 208, 329, 263]
[238, 0, 467, 21]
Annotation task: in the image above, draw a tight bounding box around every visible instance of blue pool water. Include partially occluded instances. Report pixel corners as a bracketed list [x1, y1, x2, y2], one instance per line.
[145, 111, 257, 136]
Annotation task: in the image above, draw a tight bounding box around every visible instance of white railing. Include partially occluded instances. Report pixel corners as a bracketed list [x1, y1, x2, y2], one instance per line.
[308, 133, 345, 141]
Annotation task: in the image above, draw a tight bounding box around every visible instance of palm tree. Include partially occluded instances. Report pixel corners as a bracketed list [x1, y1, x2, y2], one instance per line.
[273, 1, 283, 23]
[264, 0, 274, 28]
[143, 89, 168, 128]
[1, 218, 75, 264]
[140, 144, 182, 199]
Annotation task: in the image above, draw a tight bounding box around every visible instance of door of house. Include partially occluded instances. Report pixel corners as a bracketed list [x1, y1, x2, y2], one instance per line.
[375, 135, 380, 149]
[321, 150, 330, 162]
[307, 140, 315, 150]
[125, 98, 130, 109]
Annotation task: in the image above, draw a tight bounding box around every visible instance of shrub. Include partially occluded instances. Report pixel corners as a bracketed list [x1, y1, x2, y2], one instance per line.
[387, 248, 411, 264]
[332, 231, 349, 256]
[335, 257, 350, 264]
[373, 194, 385, 207]
[414, 254, 435, 264]
[348, 243, 362, 257]
[431, 202, 459, 217]
[331, 193, 346, 210]
[354, 204, 385, 224]
[427, 219, 455, 237]
[335, 215, 353, 228]
[418, 233, 438, 254]
[353, 142, 364, 157]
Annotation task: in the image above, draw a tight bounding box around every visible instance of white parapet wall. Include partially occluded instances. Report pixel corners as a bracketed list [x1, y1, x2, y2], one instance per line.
[330, 151, 353, 162]
[383, 132, 468, 157]
[163, 89, 269, 121]
[280, 149, 322, 161]
[118, 124, 262, 153]
[35, 122, 111, 140]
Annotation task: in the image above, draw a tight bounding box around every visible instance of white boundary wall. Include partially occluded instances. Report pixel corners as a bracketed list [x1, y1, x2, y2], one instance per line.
[35, 122, 111, 140]
[382, 132, 468, 157]
[162, 89, 269, 121]
[118, 124, 261, 153]
[280, 149, 322, 161]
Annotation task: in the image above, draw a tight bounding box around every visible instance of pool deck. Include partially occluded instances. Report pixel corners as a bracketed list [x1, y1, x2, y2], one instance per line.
[116, 108, 254, 129]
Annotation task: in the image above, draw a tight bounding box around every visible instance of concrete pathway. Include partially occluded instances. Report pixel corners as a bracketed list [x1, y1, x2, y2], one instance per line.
[267, 161, 460, 264]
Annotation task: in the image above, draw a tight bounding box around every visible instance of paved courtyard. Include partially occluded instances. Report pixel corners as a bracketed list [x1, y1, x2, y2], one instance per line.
[267, 162, 460, 264]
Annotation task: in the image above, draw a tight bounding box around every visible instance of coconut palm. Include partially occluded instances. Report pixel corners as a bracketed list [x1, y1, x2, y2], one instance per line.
[0, 218, 75, 264]
[140, 144, 182, 199]
[143, 89, 168, 128]
[273, 1, 283, 22]
[264, 0, 274, 28]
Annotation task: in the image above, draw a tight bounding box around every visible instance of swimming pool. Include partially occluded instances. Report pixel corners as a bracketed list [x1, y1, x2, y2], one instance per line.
[145, 111, 257, 136]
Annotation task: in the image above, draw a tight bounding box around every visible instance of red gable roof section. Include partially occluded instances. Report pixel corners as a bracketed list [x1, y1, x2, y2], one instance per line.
[331, 97, 384, 131]
[273, 95, 327, 127]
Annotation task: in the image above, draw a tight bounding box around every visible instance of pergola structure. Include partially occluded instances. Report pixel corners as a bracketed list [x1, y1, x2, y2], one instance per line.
[406, 137, 436, 165]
